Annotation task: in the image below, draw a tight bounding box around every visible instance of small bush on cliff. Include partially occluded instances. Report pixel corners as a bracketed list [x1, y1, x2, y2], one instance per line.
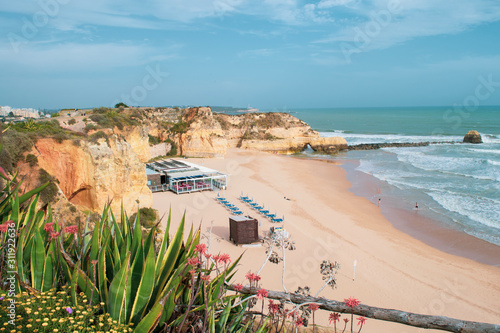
[38, 168, 60, 204]
[50, 112, 60, 117]
[148, 134, 161, 145]
[93, 106, 110, 114]
[84, 123, 98, 133]
[1, 129, 34, 167]
[130, 207, 158, 228]
[89, 131, 108, 144]
[166, 139, 178, 156]
[170, 121, 188, 134]
[25, 153, 38, 167]
[68, 118, 76, 125]
[115, 102, 128, 108]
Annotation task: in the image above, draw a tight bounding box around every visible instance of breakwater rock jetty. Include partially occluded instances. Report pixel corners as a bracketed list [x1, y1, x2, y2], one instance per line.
[347, 141, 460, 151]
[463, 130, 483, 143]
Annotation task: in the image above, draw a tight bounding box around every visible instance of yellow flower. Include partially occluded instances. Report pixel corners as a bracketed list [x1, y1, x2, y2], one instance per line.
[99, 323, 104, 327]
[53, 329, 58, 332]
[43, 318, 49, 322]
[34, 311, 39, 315]
[42, 323, 48, 327]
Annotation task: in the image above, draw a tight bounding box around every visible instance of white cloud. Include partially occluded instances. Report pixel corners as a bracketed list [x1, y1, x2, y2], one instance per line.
[314, 0, 500, 53]
[0, 41, 178, 72]
[317, 0, 359, 9]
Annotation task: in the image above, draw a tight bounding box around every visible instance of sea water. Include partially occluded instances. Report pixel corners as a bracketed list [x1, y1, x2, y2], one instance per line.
[290, 107, 500, 246]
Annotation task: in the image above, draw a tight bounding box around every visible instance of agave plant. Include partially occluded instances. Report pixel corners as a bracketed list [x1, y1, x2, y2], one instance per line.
[0, 165, 254, 332]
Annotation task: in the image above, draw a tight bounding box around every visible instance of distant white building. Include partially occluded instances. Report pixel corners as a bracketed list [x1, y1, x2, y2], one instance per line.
[0, 106, 12, 116]
[0, 106, 40, 118]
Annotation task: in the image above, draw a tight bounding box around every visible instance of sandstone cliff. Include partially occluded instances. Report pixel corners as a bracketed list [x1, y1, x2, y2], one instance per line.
[148, 107, 346, 157]
[34, 136, 152, 215]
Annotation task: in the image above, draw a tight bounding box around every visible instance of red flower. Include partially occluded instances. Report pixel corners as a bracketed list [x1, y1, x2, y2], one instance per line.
[91, 260, 98, 266]
[344, 318, 349, 323]
[195, 243, 207, 254]
[204, 253, 212, 260]
[201, 274, 210, 281]
[217, 253, 231, 265]
[296, 317, 303, 327]
[50, 232, 60, 240]
[308, 303, 320, 311]
[329, 312, 341, 324]
[357, 316, 366, 325]
[288, 310, 296, 319]
[256, 288, 268, 300]
[189, 269, 196, 276]
[44, 223, 54, 233]
[187, 257, 201, 267]
[268, 300, 279, 314]
[64, 225, 78, 235]
[234, 283, 243, 293]
[344, 297, 360, 308]
[245, 272, 261, 282]
[0, 221, 13, 233]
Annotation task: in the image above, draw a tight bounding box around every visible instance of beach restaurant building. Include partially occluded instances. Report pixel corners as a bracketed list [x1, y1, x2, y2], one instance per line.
[146, 159, 228, 194]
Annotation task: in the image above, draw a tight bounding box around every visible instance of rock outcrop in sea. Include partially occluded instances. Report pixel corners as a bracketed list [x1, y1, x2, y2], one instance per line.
[463, 130, 483, 143]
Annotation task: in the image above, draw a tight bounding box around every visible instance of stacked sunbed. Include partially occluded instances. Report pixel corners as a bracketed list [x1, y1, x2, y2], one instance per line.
[217, 194, 243, 215]
[239, 193, 284, 223]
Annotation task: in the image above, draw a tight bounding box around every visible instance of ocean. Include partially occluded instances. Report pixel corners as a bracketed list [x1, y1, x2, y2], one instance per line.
[290, 106, 500, 247]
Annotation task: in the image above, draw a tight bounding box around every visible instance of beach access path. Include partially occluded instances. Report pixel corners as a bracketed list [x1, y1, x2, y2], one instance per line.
[152, 149, 500, 332]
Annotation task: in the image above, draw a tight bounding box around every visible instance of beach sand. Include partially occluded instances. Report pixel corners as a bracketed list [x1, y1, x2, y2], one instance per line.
[152, 149, 500, 332]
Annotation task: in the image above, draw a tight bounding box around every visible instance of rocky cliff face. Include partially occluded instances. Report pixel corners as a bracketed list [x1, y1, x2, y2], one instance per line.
[34, 136, 152, 215]
[157, 107, 346, 157]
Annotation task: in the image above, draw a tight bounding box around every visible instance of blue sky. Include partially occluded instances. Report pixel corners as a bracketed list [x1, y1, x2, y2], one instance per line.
[1, 0, 500, 109]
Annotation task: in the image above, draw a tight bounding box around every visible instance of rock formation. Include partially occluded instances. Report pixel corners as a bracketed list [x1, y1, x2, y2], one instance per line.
[309, 137, 349, 154]
[151, 107, 346, 157]
[34, 136, 152, 215]
[463, 130, 482, 144]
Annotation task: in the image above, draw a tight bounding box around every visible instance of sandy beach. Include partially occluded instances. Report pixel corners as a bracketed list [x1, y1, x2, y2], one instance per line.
[152, 149, 500, 332]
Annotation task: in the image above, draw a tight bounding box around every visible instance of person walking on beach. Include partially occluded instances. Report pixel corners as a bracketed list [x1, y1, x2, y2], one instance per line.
[378, 198, 381, 207]
[415, 202, 419, 210]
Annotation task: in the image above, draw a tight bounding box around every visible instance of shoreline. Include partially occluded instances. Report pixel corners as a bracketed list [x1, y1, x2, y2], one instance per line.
[152, 149, 500, 331]
[340, 159, 500, 267]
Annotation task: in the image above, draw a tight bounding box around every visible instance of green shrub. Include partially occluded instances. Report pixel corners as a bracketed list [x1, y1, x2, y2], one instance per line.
[93, 106, 110, 114]
[167, 141, 178, 156]
[2, 130, 33, 166]
[129, 207, 158, 229]
[89, 131, 108, 144]
[148, 135, 161, 146]
[51, 112, 60, 117]
[68, 118, 76, 125]
[115, 102, 128, 108]
[0, 148, 13, 173]
[54, 131, 69, 143]
[25, 153, 38, 167]
[84, 123, 98, 133]
[39, 168, 59, 204]
[170, 121, 188, 134]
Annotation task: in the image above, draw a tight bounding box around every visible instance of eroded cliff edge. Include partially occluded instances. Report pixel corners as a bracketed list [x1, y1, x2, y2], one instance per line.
[150, 107, 347, 157]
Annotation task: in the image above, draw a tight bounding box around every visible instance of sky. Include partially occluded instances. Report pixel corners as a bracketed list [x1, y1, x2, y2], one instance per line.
[1, 0, 500, 110]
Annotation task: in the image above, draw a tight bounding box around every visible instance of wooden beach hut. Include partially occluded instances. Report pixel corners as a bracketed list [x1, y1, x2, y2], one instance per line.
[229, 216, 259, 245]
